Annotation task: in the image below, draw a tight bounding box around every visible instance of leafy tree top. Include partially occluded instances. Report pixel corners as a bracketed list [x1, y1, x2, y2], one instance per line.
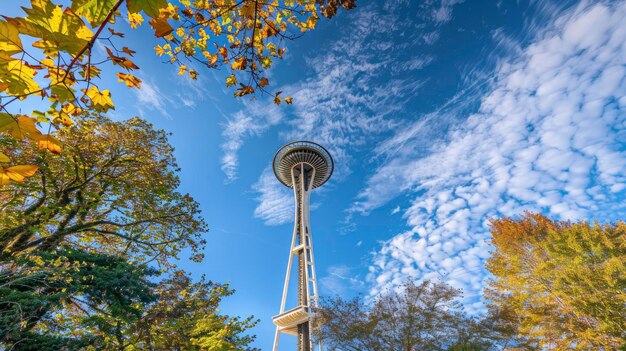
[485, 213, 626, 350]
[0, 114, 207, 267]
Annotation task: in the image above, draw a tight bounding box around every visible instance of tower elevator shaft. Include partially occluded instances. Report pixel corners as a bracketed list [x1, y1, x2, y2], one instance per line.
[272, 163, 321, 351]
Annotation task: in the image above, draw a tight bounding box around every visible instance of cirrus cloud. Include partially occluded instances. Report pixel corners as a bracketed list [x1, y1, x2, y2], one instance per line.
[363, 0, 626, 312]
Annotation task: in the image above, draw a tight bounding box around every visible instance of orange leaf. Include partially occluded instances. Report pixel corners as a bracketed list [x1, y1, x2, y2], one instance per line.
[219, 47, 228, 60]
[122, 47, 136, 56]
[116, 73, 142, 88]
[149, 17, 174, 37]
[285, 97, 293, 104]
[37, 135, 62, 154]
[234, 85, 254, 97]
[108, 28, 125, 37]
[259, 77, 269, 88]
[106, 47, 139, 70]
[0, 114, 43, 141]
[208, 53, 218, 66]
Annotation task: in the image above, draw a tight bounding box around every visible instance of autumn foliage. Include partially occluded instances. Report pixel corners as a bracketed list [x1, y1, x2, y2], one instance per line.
[0, 0, 356, 184]
[485, 213, 626, 350]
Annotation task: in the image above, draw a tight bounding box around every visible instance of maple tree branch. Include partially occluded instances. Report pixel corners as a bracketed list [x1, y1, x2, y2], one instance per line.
[61, 0, 125, 84]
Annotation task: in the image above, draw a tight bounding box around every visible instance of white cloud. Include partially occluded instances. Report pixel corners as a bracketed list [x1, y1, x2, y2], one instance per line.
[363, 1, 626, 312]
[431, 0, 464, 23]
[319, 265, 366, 297]
[252, 167, 294, 226]
[250, 2, 458, 222]
[220, 103, 284, 182]
[133, 78, 170, 117]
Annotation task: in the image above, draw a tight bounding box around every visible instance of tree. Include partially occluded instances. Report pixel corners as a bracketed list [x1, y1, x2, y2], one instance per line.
[129, 270, 258, 351]
[0, 116, 258, 350]
[0, 248, 158, 350]
[0, 0, 356, 181]
[485, 213, 626, 350]
[0, 114, 207, 266]
[314, 280, 512, 351]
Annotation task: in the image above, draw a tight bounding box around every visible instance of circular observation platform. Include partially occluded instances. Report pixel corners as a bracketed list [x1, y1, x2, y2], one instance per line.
[273, 141, 334, 189]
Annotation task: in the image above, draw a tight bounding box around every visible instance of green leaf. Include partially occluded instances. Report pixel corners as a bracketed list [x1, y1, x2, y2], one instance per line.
[71, 0, 118, 27]
[51, 84, 76, 103]
[127, 0, 167, 19]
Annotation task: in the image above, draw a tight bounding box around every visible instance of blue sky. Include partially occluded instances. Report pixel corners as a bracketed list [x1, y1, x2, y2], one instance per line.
[6, 0, 626, 349]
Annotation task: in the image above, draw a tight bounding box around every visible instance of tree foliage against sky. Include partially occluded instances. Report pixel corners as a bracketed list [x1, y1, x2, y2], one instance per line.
[0, 0, 356, 183]
[485, 213, 626, 350]
[129, 270, 259, 350]
[314, 280, 513, 351]
[0, 116, 256, 350]
[0, 115, 207, 266]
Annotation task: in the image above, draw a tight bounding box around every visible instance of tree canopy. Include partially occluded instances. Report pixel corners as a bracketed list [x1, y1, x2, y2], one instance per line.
[314, 280, 513, 351]
[1, 114, 207, 266]
[485, 213, 626, 350]
[0, 116, 256, 350]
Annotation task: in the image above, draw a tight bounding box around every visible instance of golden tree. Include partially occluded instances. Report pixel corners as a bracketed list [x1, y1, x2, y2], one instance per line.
[485, 213, 626, 350]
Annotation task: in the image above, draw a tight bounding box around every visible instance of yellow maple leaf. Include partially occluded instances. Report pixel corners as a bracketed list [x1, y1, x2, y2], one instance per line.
[8, 1, 93, 57]
[231, 57, 247, 70]
[85, 86, 114, 112]
[260, 56, 272, 69]
[175, 26, 185, 37]
[239, 2, 256, 19]
[1, 165, 39, 185]
[203, 51, 218, 66]
[0, 114, 43, 140]
[178, 65, 187, 75]
[189, 70, 198, 80]
[306, 15, 318, 30]
[0, 60, 41, 96]
[154, 45, 165, 56]
[225, 74, 237, 87]
[285, 97, 293, 104]
[0, 20, 23, 59]
[128, 11, 144, 28]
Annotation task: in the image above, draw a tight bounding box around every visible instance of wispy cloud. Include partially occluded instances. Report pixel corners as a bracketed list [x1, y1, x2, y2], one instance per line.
[249, 1, 460, 222]
[220, 103, 284, 182]
[431, 0, 465, 23]
[252, 167, 294, 226]
[319, 265, 366, 297]
[133, 77, 171, 117]
[363, 1, 626, 312]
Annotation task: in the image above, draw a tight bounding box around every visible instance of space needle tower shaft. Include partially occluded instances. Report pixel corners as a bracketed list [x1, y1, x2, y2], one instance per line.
[271, 141, 334, 351]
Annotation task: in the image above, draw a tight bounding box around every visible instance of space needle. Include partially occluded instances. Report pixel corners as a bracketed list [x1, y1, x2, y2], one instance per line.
[271, 141, 334, 351]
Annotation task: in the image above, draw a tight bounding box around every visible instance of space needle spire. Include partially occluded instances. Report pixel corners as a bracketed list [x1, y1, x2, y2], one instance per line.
[271, 141, 334, 351]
